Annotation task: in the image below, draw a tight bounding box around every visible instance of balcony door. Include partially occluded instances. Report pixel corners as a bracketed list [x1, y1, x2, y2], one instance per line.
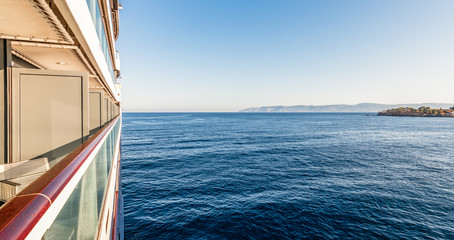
[11, 69, 88, 163]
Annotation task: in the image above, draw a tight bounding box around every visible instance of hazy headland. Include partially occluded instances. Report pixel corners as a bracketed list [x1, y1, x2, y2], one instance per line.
[239, 103, 454, 113]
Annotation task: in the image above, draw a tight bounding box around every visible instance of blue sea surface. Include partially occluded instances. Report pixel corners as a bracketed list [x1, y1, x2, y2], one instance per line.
[121, 113, 454, 239]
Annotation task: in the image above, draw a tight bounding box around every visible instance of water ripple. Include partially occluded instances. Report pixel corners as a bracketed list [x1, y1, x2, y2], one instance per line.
[122, 113, 454, 239]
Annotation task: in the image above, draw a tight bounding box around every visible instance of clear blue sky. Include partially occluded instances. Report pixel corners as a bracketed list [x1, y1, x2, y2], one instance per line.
[117, 0, 454, 112]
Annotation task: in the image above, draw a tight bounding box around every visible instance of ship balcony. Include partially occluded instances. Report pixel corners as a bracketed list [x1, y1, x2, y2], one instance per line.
[0, 115, 123, 239]
[0, 65, 122, 239]
[0, 0, 122, 102]
[0, 1, 124, 237]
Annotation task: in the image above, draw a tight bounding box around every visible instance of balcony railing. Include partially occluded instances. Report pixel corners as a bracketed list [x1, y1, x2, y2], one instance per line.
[0, 116, 122, 239]
[86, 0, 117, 86]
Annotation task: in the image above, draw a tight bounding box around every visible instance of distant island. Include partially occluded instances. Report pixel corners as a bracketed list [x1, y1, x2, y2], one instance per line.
[378, 106, 454, 117]
[239, 103, 454, 112]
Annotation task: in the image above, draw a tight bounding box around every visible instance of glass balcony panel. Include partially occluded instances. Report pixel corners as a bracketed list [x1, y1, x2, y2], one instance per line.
[43, 119, 120, 239]
[95, 145, 108, 215]
[85, 0, 117, 86]
[42, 183, 82, 239]
[87, 0, 97, 24]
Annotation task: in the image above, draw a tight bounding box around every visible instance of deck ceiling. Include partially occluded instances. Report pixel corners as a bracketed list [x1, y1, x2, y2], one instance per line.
[12, 42, 91, 73]
[89, 77, 104, 89]
[0, 0, 72, 44]
[1, 0, 116, 101]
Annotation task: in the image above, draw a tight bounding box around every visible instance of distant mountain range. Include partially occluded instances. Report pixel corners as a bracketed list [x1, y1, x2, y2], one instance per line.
[239, 103, 454, 113]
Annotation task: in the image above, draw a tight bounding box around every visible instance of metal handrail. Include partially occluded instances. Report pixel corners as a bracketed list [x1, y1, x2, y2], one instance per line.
[0, 116, 121, 239]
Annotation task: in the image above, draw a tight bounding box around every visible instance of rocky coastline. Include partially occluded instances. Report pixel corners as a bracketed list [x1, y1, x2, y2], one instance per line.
[378, 106, 454, 117]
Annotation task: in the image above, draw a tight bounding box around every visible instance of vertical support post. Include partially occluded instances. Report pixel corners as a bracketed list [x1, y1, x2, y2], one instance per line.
[0, 40, 11, 163]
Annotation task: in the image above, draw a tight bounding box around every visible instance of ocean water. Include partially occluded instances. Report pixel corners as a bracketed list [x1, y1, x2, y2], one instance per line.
[121, 113, 454, 239]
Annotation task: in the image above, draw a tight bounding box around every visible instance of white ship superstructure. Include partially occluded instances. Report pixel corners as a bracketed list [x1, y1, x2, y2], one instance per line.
[0, 0, 123, 239]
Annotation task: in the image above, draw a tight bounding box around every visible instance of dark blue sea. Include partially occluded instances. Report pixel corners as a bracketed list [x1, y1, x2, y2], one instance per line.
[121, 113, 454, 239]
